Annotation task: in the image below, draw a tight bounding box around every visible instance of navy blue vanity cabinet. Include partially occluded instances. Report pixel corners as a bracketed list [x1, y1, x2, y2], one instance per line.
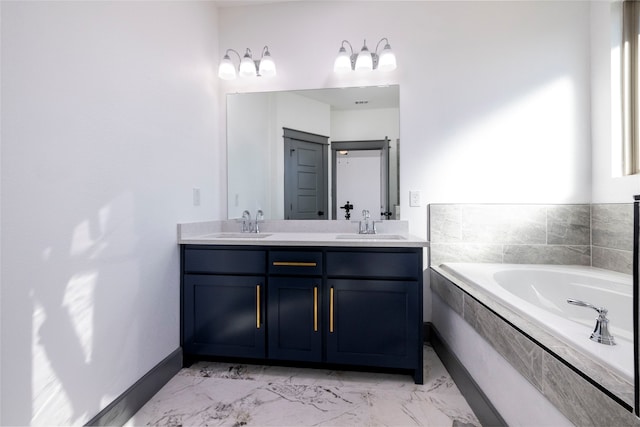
[182, 247, 266, 359]
[181, 244, 423, 384]
[325, 249, 423, 384]
[267, 250, 323, 362]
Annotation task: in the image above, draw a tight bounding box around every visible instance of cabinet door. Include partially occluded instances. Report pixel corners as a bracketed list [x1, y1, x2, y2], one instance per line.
[183, 274, 265, 358]
[326, 279, 418, 369]
[268, 277, 322, 362]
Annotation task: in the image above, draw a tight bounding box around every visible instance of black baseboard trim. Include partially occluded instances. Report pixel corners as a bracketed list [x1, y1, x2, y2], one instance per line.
[423, 322, 433, 343]
[84, 348, 182, 426]
[426, 322, 507, 427]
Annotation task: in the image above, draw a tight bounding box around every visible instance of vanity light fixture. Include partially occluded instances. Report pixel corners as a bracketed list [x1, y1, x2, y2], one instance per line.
[218, 46, 276, 80]
[334, 38, 396, 73]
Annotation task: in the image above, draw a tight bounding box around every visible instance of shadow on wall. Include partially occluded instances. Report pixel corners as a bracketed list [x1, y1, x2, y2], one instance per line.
[27, 192, 141, 424]
[6, 190, 178, 425]
[0, 1, 216, 423]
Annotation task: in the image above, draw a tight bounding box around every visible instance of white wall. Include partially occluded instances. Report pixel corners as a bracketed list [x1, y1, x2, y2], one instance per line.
[274, 92, 331, 219]
[218, 1, 593, 240]
[590, 1, 640, 203]
[227, 92, 271, 218]
[331, 107, 400, 218]
[226, 91, 330, 220]
[0, 2, 220, 425]
[336, 151, 382, 219]
[331, 108, 399, 142]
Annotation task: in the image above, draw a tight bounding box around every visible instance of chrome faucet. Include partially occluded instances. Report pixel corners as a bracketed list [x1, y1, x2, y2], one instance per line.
[358, 210, 379, 234]
[241, 210, 251, 233]
[240, 209, 264, 233]
[566, 299, 616, 345]
[255, 210, 264, 233]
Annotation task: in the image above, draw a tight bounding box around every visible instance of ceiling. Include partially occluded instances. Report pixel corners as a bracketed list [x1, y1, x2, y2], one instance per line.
[215, 1, 297, 7]
[295, 86, 399, 111]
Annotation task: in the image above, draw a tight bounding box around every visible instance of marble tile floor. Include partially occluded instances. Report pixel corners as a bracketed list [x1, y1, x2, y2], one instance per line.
[125, 345, 480, 427]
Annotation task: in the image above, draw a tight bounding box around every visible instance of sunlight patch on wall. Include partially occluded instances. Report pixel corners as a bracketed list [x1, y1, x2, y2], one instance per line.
[31, 300, 73, 425]
[63, 273, 97, 364]
[70, 219, 107, 258]
[432, 76, 579, 203]
[30, 272, 98, 425]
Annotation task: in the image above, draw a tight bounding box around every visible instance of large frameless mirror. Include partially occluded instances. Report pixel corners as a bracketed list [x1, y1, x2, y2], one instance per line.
[226, 85, 399, 221]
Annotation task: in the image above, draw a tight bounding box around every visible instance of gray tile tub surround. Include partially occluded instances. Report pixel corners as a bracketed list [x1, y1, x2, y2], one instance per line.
[428, 204, 592, 267]
[430, 268, 639, 426]
[592, 203, 634, 274]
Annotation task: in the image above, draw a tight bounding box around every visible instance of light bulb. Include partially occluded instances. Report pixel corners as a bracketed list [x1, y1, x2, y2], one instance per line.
[258, 51, 276, 77]
[334, 46, 352, 73]
[218, 55, 237, 80]
[355, 42, 373, 71]
[239, 49, 256, 78]
[378, 43, 397, 71]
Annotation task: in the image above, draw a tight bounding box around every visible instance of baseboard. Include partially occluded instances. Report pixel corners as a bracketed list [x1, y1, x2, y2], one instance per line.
[426, 323, 507, 427]
[84, 348, 182, 426]
[423, 322, 433, 343]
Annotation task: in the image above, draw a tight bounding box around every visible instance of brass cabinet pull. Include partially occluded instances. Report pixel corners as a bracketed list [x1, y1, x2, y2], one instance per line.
[256, 285, 261, 329]
[329, 287, 334, 333]
[272, 261, 317, 267]
[313, 286, 318, 332]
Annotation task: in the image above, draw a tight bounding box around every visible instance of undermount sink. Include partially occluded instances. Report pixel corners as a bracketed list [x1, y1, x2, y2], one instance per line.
[203, 233, 272, 239]
[335, 234, 406, 240]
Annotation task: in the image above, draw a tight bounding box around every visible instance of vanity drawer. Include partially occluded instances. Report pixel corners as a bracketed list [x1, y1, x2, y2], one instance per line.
[184, 247, 266, 274]
[326, 250, 419, 279]
[269, 250, 323, 276]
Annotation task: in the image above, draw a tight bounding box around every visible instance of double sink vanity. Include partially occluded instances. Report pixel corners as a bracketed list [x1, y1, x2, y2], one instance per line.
[178, 220, 427, 383]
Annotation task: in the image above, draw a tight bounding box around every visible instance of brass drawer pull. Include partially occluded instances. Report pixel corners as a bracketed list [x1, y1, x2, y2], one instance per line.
[272, 261, 317, 267]
[256, 285, 261, 329]
[313, 286, 318, 332]
[330, 287, 334, 333]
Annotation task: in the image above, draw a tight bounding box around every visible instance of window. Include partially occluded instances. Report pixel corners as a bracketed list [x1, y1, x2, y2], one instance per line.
[621, 0, 640, 175]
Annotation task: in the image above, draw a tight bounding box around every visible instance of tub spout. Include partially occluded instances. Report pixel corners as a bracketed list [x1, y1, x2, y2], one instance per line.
[566, 298, 616, 346]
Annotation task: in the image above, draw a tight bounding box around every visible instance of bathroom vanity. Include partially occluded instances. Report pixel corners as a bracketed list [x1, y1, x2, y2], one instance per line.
[178, 221, 426, 384]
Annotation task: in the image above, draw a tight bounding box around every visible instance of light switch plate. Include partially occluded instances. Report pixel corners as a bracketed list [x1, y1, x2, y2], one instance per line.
[409, 190, 421, 207]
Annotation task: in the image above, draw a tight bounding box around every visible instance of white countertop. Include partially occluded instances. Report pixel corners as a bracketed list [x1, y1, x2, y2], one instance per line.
[178, 220, 427, 248]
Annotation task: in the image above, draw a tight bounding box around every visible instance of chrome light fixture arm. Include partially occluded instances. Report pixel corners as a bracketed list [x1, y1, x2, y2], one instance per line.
[334, 37, 396, 73]
[336, 40, 357, 71]
[218, 48, 242, 80]
[218, 45, 276, 80]
[257, 45, 276, 77]
[373, 37, 389, 70]
[225, 48, 242, 63]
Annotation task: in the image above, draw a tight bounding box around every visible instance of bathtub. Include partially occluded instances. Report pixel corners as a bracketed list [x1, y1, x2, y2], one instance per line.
[439, 263, 634, 384]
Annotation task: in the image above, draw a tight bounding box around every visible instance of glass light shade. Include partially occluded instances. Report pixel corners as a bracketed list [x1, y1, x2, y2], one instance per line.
[218, 55, 237, 80]
[239, 53, 257, 78]
[378, 44, 397, 71]
[333, 47, 352, 73]
[258, 54, 276, 77]
[355, 46, 373, 71]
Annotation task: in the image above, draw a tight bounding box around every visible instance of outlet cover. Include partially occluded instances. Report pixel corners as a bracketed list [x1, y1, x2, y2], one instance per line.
[409, 190, 421, 207]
